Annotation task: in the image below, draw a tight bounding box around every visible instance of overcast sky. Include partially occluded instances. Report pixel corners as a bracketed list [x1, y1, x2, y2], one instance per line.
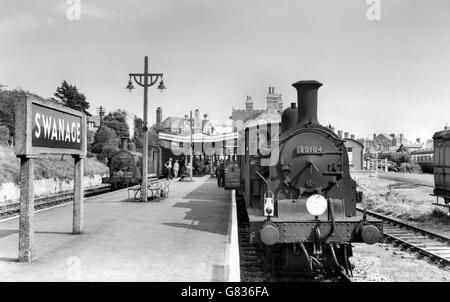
[0, 0, 449, 140]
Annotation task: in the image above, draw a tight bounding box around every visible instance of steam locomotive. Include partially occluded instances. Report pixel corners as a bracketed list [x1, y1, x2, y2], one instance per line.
[102, 137, 181, 189]
[102, 137, 144, 189]
[225, 80, 383, 275]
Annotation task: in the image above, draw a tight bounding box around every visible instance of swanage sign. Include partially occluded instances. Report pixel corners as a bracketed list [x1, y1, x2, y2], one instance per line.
[15, 95, 86, 156]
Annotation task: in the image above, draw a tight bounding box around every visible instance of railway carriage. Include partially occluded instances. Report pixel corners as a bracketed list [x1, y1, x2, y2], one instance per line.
[433, 129, 450, 205]
[225, 80, 383, 276]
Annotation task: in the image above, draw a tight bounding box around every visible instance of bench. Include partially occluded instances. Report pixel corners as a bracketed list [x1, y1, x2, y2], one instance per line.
[127, 179, 171, 201]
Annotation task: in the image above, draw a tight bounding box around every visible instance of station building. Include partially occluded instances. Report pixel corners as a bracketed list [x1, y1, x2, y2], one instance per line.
[154, 107, 237, 172]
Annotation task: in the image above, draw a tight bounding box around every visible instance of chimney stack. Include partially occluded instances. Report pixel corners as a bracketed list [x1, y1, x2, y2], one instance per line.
[338, 130, 343, 138]
[400, 133, 404, 142]
[292, 80, 322, 126]
[373, 133, 376, 140]
[344, 132, 349, 139]
[416, 138, 421, 144]
[156, 107, 162, 125]
[245, 95, 253, 110]
[351, 134, 355, 140]
[195, 109, 200, 120]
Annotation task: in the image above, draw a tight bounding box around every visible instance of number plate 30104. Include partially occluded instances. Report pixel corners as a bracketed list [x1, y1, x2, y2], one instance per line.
[296, 146, 323, 154]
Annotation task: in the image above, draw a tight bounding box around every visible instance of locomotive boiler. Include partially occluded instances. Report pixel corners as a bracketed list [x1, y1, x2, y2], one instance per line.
[226, 80, 383, 276]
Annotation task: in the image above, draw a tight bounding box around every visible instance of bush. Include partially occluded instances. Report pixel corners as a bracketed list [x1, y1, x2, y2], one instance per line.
[389, 152, 411, 166]
[96, 145, 118, 162]
[0, 146, 108, 185]
[0, 124, 11, 146]
[397, 162, 422, 173]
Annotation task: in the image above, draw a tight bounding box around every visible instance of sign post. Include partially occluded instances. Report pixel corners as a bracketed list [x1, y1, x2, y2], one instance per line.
[15, 95, 86, 262]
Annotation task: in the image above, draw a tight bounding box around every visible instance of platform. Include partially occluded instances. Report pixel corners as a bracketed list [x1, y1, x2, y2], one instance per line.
[0, 176, 233, 281]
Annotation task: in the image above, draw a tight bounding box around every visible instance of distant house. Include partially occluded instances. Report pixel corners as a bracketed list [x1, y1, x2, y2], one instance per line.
[230, 87, 283, 125]
[344, 138, 364, 170]
[87, 115, 101, 132]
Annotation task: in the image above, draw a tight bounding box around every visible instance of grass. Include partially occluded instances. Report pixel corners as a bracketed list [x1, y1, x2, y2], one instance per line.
[361, 187, 449, 223]
[0, 146, 108, 185]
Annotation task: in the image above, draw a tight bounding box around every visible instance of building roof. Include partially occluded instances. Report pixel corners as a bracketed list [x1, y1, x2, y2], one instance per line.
[245, 108, 281, 129]
[422, 139, 433, 150]
[159, 117, 190, 135]
[344, 138, 364, 148]
[230, 109, 264, 123]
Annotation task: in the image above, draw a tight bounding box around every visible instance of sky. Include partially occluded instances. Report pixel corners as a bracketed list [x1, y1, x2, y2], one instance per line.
[0, 0, 449, 141]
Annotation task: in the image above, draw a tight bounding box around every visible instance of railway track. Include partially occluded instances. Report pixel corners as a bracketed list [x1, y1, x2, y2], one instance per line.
[236, 195, 352, 282]
[356, 206, 450, 268]
[0, 185, 111, 220]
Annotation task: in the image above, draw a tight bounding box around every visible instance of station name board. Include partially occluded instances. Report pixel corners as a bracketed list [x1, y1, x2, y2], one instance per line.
[15, 95, 86, 157]
[32, 104, 82, 150]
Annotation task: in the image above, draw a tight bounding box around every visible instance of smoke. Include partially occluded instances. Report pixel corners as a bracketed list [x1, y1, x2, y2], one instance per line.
[126, 111, 135, 139]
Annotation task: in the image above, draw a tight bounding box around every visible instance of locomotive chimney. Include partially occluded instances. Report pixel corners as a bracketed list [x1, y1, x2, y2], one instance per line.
[121, 137, 129, 151]
[129, 141, 136, 152]
[292, 80, 322, 125]
[195, 109, 200, 120]
[156, 107, 162, 125]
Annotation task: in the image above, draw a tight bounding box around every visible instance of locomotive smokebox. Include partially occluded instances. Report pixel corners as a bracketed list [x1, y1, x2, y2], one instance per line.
[292, 80, 323, 126]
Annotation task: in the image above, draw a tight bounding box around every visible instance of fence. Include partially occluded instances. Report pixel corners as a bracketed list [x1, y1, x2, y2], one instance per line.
[365, 158, 388, 172]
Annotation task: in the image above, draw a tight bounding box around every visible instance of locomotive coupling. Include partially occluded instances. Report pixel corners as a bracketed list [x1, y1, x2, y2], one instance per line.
[260, 222, 279, 245]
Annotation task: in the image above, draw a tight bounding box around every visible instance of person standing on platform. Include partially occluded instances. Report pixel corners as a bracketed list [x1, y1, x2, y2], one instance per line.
[173, 160, 180, 178]
[165, 158, 173, 180]
[216, 161, 225, 188]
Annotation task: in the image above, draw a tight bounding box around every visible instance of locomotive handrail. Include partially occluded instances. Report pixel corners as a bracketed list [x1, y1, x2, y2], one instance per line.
[255, 171, 269, 187]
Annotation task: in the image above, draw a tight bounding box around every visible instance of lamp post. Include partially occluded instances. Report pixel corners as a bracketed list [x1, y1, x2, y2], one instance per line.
[185, 111, 194, 181]
[127, 56, 166, 202]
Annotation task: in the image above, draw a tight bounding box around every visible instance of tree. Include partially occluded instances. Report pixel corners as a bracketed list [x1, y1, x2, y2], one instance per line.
[0, 124, 11, 146]
[134, 116, 159, 149]
[91, 124, 119, 160]
[0, 88, 27, 141]
[91, 124, 117, 153]
[53, 80, 91, 116]
[103, 109, 129, 138]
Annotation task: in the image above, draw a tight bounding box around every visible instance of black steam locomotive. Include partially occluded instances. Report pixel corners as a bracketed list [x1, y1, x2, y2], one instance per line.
[102, 137, 181, 189]
[225, 80, 383, 275]
[102, 137, 144, 189]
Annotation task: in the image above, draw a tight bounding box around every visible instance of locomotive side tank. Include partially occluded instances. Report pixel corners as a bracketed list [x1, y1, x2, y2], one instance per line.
[234, 80, 383, 275]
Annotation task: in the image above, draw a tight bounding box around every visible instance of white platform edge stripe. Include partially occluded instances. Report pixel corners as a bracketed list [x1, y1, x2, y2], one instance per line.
[228, 189, 240, 282]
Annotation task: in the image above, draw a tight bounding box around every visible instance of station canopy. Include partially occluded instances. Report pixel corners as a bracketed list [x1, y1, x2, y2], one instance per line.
[158, 131, 238, 143]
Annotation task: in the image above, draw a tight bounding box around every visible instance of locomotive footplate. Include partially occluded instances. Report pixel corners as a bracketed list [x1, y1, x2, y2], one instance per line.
[250, 220, 383, 245]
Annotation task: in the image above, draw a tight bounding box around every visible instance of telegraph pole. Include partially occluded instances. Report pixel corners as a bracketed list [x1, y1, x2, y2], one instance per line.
[97, 106, 106, 126]
[189, 111, 193, 181]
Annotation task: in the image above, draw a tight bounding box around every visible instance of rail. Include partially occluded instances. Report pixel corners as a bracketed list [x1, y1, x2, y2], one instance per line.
[0, 185, 111, 220]
[356, 206, 450, 268]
